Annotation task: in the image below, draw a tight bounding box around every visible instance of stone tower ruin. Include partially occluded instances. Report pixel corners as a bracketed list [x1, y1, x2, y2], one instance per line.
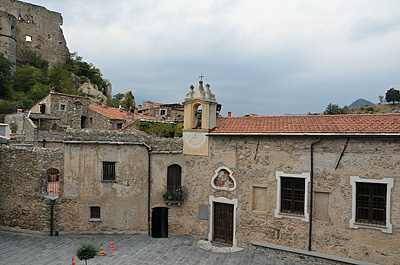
[0, 0, 69, 68]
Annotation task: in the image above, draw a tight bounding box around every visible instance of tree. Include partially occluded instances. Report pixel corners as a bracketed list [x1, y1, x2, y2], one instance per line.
[122, 91, 136, 112]
[385, 87, 400, 104]
[323, 103, 344, 115]
[0, 53, 14, 99]
[76, 241, 99, 265]
[378, 95, 385, 104]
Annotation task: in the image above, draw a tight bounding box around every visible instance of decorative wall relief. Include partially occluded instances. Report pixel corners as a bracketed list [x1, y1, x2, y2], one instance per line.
[211, 166, 236, 191]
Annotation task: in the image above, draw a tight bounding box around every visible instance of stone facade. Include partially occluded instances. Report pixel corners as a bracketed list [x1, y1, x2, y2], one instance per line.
[0, 145, 64, 233]
[0, 0, 69, 68]
[180, 135, 400, 264]
[0, 9, 17, 68]
[30, 91, 90, 129]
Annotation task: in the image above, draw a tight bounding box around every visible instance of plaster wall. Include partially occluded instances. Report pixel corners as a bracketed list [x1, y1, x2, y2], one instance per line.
[151, 153, 185, 234]
[62, 142, 149, 232]
[183, 136, 400, 264]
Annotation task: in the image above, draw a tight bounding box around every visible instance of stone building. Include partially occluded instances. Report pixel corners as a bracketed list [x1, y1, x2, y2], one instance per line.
[178, 81, 400, 264]
[137, 101, 184, 123]
[4, 90, 131, 140]
[1, 80, 400, 264]
[0, 0, 69, 68]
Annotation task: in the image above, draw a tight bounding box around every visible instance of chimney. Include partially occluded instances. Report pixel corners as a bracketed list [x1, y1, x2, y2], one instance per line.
[228, 111, 232, 118]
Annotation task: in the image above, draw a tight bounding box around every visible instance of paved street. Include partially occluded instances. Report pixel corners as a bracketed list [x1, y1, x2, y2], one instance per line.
[0, 230, 301, 265]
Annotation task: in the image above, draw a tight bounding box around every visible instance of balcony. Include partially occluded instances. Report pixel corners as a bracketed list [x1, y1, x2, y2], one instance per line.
[163, 186, 187, 206]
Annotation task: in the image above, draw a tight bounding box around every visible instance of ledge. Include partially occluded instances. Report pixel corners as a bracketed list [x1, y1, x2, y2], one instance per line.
[88, 218, 102, 222]
[250, 240, 379, 265]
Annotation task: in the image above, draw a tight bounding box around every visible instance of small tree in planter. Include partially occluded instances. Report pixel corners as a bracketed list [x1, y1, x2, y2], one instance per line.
[76, 241, 100, 265]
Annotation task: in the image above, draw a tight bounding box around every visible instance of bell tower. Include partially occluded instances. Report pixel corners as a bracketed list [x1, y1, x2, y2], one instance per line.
[182, 80, 217, 156]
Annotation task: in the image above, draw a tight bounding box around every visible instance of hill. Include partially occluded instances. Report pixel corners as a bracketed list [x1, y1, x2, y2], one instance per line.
[346, 103, 400, 114]
[348, 98, 374, 108]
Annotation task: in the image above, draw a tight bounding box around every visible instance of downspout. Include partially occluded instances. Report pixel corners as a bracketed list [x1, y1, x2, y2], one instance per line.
[308, 138, 321, 251]
[141, 142, 152, 236]
[50, 198, 56, 236]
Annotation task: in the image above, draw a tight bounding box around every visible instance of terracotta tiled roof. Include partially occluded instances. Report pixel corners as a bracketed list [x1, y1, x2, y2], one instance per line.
[121, 114, 160, 130]
[211, 114, 400, 135]
[89, 105, 127, 120]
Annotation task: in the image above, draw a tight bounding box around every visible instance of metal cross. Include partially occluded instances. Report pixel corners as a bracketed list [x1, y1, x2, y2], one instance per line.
[199, 74, 204, 81]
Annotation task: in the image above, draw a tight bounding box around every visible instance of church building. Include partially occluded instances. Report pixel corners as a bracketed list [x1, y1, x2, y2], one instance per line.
[175, 80, 400, 265]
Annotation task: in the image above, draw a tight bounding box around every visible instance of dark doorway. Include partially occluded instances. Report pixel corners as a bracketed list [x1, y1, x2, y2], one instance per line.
[152, 207, 168, 238]
[40, 104, 46, 114]
[213, 202, 233, 244]
[81, 116, 87, 128]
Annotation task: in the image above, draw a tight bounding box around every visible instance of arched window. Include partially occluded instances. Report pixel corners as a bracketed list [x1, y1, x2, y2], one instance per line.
[47, 168, 59, 195]
[167, 164, 182, 189]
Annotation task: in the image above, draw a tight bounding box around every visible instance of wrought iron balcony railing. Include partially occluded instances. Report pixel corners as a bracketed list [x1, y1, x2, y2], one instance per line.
[163, 186, 187, 204]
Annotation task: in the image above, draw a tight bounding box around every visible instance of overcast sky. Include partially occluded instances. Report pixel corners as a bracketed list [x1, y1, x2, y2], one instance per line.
[25, 0, 400, 116]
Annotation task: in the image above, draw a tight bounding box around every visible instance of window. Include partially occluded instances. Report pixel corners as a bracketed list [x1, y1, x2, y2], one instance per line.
[159, 109, 167, 116]
[167, 164, 182, 189]
[117, 123, 122, 129]
[281, 177, 305, 214]
[25, 35, 32, 42]
[356, 183, 386, 225]
[275, 171, 310, 222]
[350, 176, 393, 233]
[102, 162, 116, 182]
[46, 168, 60, 196]
[60, 103, 66, 111]
[90, 206, 100, 218]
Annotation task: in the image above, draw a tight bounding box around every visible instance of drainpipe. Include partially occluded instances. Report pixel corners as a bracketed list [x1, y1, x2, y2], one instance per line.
[141, 142, 152, 236]
[50, 198, 56, 236]
[308, 138, 321, 251]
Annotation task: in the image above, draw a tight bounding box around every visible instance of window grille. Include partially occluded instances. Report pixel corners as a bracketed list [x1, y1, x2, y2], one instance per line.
[281, 177, 305, 214]
[90, 206, 100, 218]
[47, 168, 59, 195]
[356, 182, 386, 225]
[102, 162, 116, 182]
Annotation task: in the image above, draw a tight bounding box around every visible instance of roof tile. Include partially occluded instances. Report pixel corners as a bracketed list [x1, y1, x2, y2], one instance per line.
[212, 114, 400, 134]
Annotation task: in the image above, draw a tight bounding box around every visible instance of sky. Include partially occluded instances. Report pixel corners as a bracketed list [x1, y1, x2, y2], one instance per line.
[25, 0, 400, 116]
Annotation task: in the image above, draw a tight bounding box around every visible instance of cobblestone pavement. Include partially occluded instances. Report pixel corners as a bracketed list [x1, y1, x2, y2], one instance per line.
[0, 231, 302, 265]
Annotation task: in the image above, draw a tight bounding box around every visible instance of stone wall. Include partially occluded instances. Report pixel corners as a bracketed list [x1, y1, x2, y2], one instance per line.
[182, 136, 400, 264]
[87, 107, 113, 130]
[0, 0, 69, 68]
[0, 10, 17, 68]
[0, 145, 64, 234]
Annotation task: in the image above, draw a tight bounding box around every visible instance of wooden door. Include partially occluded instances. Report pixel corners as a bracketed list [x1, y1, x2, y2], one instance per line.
[213, 202, 234, 244]
[167, 164, 181, 188]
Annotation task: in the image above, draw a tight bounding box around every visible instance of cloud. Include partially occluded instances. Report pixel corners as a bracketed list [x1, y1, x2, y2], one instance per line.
[348, 17, 400, 41]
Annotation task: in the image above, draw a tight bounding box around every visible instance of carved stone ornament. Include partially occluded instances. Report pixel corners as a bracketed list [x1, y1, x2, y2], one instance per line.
[211, 166, 236, 191]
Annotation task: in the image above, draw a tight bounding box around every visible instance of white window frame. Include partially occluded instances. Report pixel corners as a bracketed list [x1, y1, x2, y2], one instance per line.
[59, 102, 67, 111]
[350, 176, 393, 233]
[159, 109, 167, 116]
[275, 171, 310, 222]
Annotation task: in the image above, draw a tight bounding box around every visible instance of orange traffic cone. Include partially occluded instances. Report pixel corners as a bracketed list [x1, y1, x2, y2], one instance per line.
[99, 243, 107, 256]
[72, 257, 76, 265]
[109, 239, 116, 250]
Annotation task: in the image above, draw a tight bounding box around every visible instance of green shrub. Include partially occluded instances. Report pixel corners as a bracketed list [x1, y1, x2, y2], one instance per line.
[76, 241, 99, 265]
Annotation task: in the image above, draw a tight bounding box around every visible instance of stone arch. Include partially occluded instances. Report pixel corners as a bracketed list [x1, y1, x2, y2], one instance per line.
[46, 168, 59, 195]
